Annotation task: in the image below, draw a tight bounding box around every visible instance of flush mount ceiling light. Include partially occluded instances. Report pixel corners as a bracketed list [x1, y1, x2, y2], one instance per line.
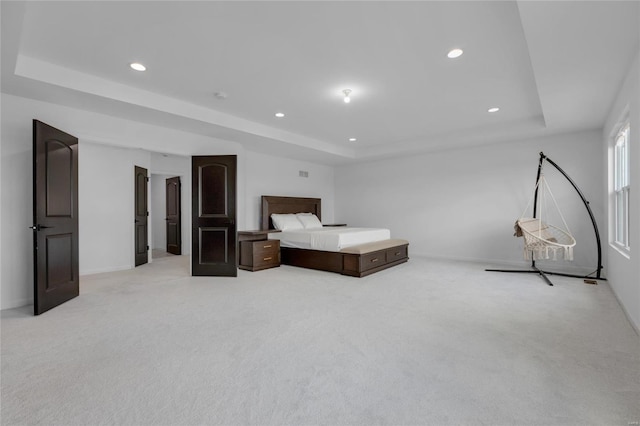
[342, 89, 352, 104]
[349, 138, 357, 142]
[275, 112, 285, 118]
[488, 107, 500, 113]
[130, 62, 146, 71]
[447, 48, 463, 59]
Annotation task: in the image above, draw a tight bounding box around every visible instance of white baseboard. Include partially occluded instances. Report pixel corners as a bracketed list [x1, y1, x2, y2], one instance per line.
[608, 285, 640, 336]
[1, 297, 32, 311]
[1, 265, 132, 311]
[80, 264, 132, 276]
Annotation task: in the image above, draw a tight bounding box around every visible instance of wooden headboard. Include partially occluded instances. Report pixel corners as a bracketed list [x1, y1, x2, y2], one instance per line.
[261, 196, 321, 230]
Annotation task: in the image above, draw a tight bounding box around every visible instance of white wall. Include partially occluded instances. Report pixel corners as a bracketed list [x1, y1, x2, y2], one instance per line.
[603, 51, 640, 331]
[0, 95, 3, 310]
[1, 94, 337, 310]
[1, 95, 34, 309]
[243, 151, 335, 229]
[79, 142, 151, 275]
[335, 130, 605, 275]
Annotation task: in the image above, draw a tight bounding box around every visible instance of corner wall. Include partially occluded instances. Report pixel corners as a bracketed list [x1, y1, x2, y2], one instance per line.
[335, 130, 605, 274]
[603, 51, 640, 332]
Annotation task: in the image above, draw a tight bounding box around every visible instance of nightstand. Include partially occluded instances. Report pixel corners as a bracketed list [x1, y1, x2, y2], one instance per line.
[238, 230, 281, 271]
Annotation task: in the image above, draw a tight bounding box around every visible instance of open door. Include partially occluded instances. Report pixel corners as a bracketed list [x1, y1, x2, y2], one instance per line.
[134, 166, 148, 266]
[32, 120, 79, 315]
[192, 155, 237, 276]
[166, 176, 181, 255]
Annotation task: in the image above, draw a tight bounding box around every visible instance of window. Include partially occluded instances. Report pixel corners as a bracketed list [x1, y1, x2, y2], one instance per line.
[614, 122, 630, 250]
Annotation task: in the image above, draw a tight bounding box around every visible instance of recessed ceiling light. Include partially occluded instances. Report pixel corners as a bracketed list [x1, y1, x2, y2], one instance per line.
[349, 138, 357, 142]
[488, 107, 500, 113]
[447, 48, 463, 59]
[275, 112, 285, 118]
[130, 62, 146, 71]
[214, 92, 228, 100]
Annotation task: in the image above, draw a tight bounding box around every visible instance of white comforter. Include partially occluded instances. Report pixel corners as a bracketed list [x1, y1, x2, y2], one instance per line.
[268, 227, 390, 252]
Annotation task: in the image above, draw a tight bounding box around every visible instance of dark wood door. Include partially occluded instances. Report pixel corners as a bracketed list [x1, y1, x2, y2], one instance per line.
[192, 155, 237, 276]
[166, 176, 181, 255]
[134, 166, 148, 266]
[32, 120, 79, 315]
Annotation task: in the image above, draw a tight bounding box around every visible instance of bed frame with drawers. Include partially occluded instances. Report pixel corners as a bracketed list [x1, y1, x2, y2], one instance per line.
[261, 196, 409, 277]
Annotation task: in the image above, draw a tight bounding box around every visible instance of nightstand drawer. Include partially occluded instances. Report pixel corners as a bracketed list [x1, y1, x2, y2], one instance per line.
[239, 239, 280, 271]
[253, 252, 278, 268]
[252, 241, 278, 253]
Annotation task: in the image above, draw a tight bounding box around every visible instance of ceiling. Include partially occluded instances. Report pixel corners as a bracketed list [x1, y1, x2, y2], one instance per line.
[2, 1, 638, 165]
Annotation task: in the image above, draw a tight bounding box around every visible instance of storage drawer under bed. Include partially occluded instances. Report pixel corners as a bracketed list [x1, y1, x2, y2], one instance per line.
[342, 242, 409, 277]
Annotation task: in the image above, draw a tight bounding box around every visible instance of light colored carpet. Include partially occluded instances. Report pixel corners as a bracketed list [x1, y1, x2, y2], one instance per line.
[152, 249, 177, 259]
[1, 256, 639, 425]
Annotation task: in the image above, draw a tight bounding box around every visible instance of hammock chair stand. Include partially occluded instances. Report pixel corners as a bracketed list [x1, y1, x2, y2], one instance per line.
[486, 152, 606, 286]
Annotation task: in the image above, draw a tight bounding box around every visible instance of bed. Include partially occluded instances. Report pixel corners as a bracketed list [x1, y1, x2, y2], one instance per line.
[261, 195, 409, 277]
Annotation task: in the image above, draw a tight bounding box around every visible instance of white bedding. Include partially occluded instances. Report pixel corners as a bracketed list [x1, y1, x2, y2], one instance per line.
[268, 227, 391, 252]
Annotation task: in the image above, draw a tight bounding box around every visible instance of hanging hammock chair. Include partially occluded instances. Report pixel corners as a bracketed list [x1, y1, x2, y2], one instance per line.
[515, 171, 576, 261]
[515, 217, 576, 261]
[487, 151, 605, 287]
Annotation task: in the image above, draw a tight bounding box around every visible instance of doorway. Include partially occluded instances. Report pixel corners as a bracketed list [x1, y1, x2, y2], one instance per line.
[150, 174, 183, 260]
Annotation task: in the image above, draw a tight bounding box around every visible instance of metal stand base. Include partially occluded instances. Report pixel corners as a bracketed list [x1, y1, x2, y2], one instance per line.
[485, 267, 607, 286]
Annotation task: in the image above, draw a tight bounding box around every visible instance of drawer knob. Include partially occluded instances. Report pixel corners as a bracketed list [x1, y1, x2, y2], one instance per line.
[395, 252, 401, 256]
[263, 244, 272, 248]
[263, 257, 272, 261]
[371, 258, 379, 263]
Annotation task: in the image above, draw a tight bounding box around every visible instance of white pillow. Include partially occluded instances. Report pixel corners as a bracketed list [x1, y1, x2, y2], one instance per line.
[271, 213, 303, 231]
[296, 213, 323, 229]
